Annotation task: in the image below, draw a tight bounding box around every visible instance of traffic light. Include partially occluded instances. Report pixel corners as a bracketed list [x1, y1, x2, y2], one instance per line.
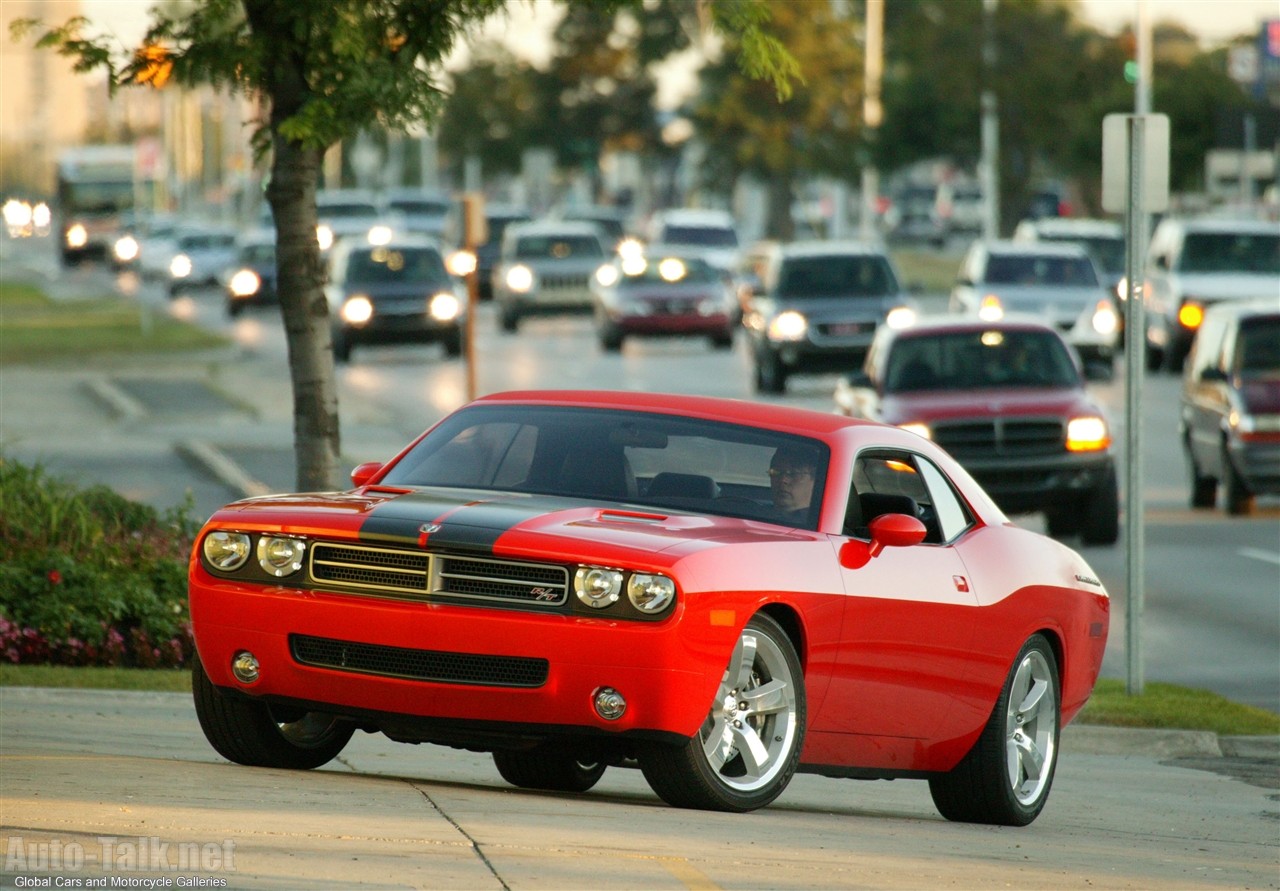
[1124, 60, 1139, 84]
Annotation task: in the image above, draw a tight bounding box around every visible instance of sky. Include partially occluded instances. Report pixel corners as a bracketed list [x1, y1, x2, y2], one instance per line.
[80, 0, 1278, 51]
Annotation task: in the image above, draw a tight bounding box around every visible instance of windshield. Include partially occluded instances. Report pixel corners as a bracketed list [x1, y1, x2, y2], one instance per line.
[178, 233, 235, 250]
[1039, 235, 1125, 274]
[660, 225, 739, 248]
[345, 246, 448, 284]
[514, 234, 605, 260]
[1178, 232, 1280, 274]
[59, 180, 136, 214]
[1238, 317, 1280, 374]
[776, 255, 899, 299]
[319, 202, 379, 220]
[380, 405, 829, 530]
[390, 199, 449, 216]
[983, 253, 1099, 287]
[884, 329, 1081, 393]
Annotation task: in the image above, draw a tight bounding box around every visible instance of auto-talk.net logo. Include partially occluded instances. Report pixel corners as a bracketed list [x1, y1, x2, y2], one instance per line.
[6, 834, 235, 887]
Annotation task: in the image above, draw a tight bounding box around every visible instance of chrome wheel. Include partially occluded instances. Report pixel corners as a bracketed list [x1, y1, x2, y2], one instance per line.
[639, 613, 805, 811]
[1005, 648, 1057, 807]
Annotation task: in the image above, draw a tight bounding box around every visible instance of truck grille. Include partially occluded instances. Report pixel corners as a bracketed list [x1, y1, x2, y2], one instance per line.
[308, 542, 569, 606]
[931, 418, 1065, 459]
[291, 634, 549, 687]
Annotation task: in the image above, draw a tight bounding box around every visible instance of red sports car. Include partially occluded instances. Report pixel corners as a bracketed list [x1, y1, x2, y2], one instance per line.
[189, 390, 1110, 825]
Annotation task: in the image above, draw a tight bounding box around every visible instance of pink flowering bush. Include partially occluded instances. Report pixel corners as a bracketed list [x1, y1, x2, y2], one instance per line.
[0, 458, 196, 668]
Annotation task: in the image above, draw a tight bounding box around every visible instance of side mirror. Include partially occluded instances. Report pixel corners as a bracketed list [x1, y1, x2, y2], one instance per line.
[838, 513, 926, 568]
[350, 461, 384, 488]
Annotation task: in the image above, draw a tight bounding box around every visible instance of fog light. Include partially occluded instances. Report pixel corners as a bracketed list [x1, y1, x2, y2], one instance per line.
[593, 686, 626, 720]
[231, 651, 260, 684]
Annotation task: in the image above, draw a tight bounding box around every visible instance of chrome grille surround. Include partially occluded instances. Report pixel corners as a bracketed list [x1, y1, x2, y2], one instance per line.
[930, 417, 1066, 460]
[308, 542, 569, 606]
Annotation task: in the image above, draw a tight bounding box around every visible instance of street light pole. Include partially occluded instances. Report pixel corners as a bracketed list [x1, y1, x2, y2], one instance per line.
[859, 0, 883, 242]
[980, 0, 1000, 240]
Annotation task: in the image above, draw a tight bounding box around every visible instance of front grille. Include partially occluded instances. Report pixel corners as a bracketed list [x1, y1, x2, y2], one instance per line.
[291, 635, 549, 687]
[539, 273, 590, 292]
[437, 556, 569, 605]
[311, 542, 429, 595]
[308, 542, 569, 606]
[932, 418, 1065, 459]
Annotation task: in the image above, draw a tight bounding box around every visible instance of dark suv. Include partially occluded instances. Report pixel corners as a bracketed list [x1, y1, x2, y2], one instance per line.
[834, 316, 1119, 545]
[1180, 299, 1280, 515]
[743, 241, 916, 394]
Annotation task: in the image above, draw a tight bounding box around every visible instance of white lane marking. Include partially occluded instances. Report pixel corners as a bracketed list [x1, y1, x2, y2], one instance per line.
[1237, 548, 1280, 566]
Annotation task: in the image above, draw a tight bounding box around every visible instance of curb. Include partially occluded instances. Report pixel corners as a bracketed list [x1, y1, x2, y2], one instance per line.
[174, 438, 273, 499]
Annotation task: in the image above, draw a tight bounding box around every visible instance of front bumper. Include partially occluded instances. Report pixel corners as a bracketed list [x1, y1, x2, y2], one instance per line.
[190, 568, 728, 742]
[962, 452, 1114, 514]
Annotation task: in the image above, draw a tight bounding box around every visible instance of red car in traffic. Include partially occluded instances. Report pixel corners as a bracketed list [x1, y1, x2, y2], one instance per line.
[189, 390, 1109, 825]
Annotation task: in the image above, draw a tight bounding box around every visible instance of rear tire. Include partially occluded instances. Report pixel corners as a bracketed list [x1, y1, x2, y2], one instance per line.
[929, 634, 1060, 826]
[638, 613, 804, 812]
[191, 651, 354, 770]
[493, 746, 606, 793]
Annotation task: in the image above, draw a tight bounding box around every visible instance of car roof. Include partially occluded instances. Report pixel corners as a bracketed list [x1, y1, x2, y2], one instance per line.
[505, 220, 605, 239]
[652, 208, 736, 227]
[473, 389, 870, 437]
[1022, 218, 1122, 237]
[1202, 298, 1280, 322]
[1156, 216, 1279, 235]
[778, 239, 890, 259]
[977, 239, 1090, 258]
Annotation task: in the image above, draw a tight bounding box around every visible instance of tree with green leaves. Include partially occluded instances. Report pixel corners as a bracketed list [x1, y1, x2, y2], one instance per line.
[13, 0, 797, 493]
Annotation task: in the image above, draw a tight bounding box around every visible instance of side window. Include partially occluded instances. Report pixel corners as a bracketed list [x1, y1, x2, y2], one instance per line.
[916, 458, 974, 543]
[846, 450, 972, 545]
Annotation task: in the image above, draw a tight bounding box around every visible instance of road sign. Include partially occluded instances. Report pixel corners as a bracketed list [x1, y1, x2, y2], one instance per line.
[1101, 114, 1170, 213]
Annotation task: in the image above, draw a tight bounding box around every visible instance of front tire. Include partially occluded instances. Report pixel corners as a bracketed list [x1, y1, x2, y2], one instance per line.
[754, 352, 787, 395]
[493, 746, 606, 793]
[191, 651, 354, 770]
[638, 613, 804, 812]
[1079, 466, 1120, 546]
[1186, 442, 1217, 509]
[929, 634, 1060, 826]
[1222, 444, 1253, 515]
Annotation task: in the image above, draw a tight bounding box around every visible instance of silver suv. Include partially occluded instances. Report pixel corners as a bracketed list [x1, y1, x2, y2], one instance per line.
[1143, 217, 1280, 372]
[742, 241, 916, 394]
[492, 221, 608, 332]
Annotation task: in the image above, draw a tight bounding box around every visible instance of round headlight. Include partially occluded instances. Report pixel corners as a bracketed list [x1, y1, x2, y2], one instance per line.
[114, 235, 139, 262]
[257, 536, 306, 577]
[429, 291, 461, 321]
[627, 573, 675, 614]
[446, 249, 477, 276]
[66, 223, 88, 248]
[367, 224, 393, 246]
[886, 305, 917, 329]
[575, 566, 623, 609]
[341, 294, 374, 325]
[316, 224, 334, 251]
[595, 264, 620, 288]
[203, 531, 251, 571]
[170, 254, 193, 278]
[506, 265, 535, 293]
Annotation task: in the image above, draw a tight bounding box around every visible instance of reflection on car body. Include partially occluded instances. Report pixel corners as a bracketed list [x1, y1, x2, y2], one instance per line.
[189, 389, 1108, 825]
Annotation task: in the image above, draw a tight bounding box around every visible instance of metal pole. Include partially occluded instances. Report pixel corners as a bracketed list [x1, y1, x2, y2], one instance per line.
[980, 0, 1000, 240]
[1123, 115, 1147, 696]
[859, 0, 883, 242]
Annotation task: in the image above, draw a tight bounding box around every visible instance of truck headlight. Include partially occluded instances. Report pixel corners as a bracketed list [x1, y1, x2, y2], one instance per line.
[341, 294, 374, 325]
[429, 292, 461, 321]
[768, 310, 808, 342]
[506, 265, 535, 293]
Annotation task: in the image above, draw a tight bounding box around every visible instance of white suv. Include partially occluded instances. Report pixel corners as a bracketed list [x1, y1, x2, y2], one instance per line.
[1143, 216, 1280, 372]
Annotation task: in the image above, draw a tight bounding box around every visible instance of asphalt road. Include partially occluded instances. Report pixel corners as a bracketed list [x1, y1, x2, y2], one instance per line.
[2, 687, 1277, 890]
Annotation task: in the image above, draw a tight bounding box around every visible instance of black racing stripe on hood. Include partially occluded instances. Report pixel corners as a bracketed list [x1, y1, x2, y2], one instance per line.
[359, 489, 599, 552]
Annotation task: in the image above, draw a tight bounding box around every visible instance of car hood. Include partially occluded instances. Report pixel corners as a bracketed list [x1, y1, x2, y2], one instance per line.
[769, 293, 908, 321]
[344, 281, 453, 299]
[1172, 272, 1280, 301]
[207, 486, 801, 566]
[879, 386, 1100, 424]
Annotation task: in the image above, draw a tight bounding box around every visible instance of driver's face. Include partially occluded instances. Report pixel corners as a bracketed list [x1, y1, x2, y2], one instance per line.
[769, 461, 815, 513]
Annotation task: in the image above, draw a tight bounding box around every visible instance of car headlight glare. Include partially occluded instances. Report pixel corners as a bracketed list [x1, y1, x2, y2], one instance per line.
[1066, 415, 1111, 452]
[316, 224, 334, 251]
[899, 421, 932, 439]
[574, 566, 622, 609]
[886, 305, 917, 330]
[66, 223, 88, 248]
[341, 295, 374, 325]
[978, 293, 1004, 321]
[1177, 301, 1205, 330]
[506, 265, 535, 293]
[257, 536, 306, 577]
[627, 573, 675, 613]
[229, 269, 261, 297]
[446, 249, 476, 276]
[114, 235, 139, 262]
[429, 291, 462, 321]
[768, 310, 808, 341]
[1092, 299, 1119, 336]
[595, 264, 620, 288]
[367, 224, 393, 246]
[203, 531, 251, 571]
[170, 254, 193, 278]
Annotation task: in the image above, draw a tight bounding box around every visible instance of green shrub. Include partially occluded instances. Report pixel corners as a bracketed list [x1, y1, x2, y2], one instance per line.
[0, 457, 196, 667]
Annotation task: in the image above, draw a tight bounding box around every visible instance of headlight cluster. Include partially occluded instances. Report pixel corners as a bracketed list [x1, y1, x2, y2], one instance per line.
[767, 310, 808, 342]
[203, 532, 307, 578]
[169, 254, 193, 279]
[574, 565, 676, 615]
[506, 265, 535, 293]
[229, 269, 261, 297]
[113, 235, 139, 263]
[1066, 415, 1111, 452]
[1091, 299, 1119, 336]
